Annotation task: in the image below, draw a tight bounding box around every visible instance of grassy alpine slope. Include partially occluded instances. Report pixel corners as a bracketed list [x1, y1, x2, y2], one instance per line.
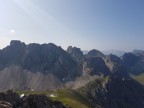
[134, 73, 144, 85]
[17, 75, 144, 108]
[18, 89, 91, 108]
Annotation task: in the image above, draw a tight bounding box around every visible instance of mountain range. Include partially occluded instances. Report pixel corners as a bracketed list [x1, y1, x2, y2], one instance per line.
[0, 40, 144, 108]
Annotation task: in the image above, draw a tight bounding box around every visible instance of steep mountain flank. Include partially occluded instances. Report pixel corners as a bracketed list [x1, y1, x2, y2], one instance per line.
[0, 40, 81, 90]
[67, 46, 83, 64]
[0, 66, 63, 91]
[81, 57, 110, 76]
[134, 73, 144, 85]
[78, 76, 144, 108]
[121, 53, 140, 68]
[121, 53, 144, 75]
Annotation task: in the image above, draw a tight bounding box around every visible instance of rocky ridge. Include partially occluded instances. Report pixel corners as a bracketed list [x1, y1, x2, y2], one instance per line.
[0, 90, 68, 108]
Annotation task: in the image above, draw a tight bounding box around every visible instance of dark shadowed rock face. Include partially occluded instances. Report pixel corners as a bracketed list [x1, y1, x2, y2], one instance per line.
[0, 40, 81, 82]
[104, 54, 129, 77]
[78, 76, 144, 108]
[106, 54, 121, 64]
[0, 101, 12, 108]
[121, 53, 144, 75]
[23, 43, 81, 81]
[67, 46, 83, 63]
[0, 90, 21, 107]
[0, 40, 26, 69]
[81, 57, 111, 76]
[0, 90, 68, 108]
[121, 53, 140, 68]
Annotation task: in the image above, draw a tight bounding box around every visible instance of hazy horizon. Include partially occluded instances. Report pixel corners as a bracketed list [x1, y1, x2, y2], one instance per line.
[0, 0, 144, 51]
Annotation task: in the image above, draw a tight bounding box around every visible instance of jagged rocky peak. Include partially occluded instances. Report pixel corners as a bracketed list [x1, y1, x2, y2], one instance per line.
[0, 40, 26, 67]
[47, 42, 60, 48]
[5, 40, 26, 51]
[121, 53, 139, 60]
[67, 46, 83, 63]
[27, 43, 63, 54]
[87, 49, 105, 58]
[106, 54, 121, 63]
[10, 40, 21, 45]
[10, 40, 25, 47]
[67, 46, 83, 56]
[28, 43, 41, 47]
[121, 53, 140, 67]
[0, 41, 81, 84]
[42, 43, 61, 50]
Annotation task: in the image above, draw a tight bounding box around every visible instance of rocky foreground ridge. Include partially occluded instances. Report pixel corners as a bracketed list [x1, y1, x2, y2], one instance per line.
[0, 90, 68, 108]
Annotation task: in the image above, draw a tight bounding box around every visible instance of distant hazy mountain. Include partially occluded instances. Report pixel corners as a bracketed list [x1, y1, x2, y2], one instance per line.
[133, 49, 144, 59]
[103, 50, 126, 57]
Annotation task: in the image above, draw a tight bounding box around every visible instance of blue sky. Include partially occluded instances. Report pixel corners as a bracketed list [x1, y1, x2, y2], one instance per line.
[0, 0, 144, 51]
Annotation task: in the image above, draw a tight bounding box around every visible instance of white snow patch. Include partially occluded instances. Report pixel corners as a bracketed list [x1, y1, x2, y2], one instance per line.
[20, 94, 25, 98]
[50, 94, 57, 98]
